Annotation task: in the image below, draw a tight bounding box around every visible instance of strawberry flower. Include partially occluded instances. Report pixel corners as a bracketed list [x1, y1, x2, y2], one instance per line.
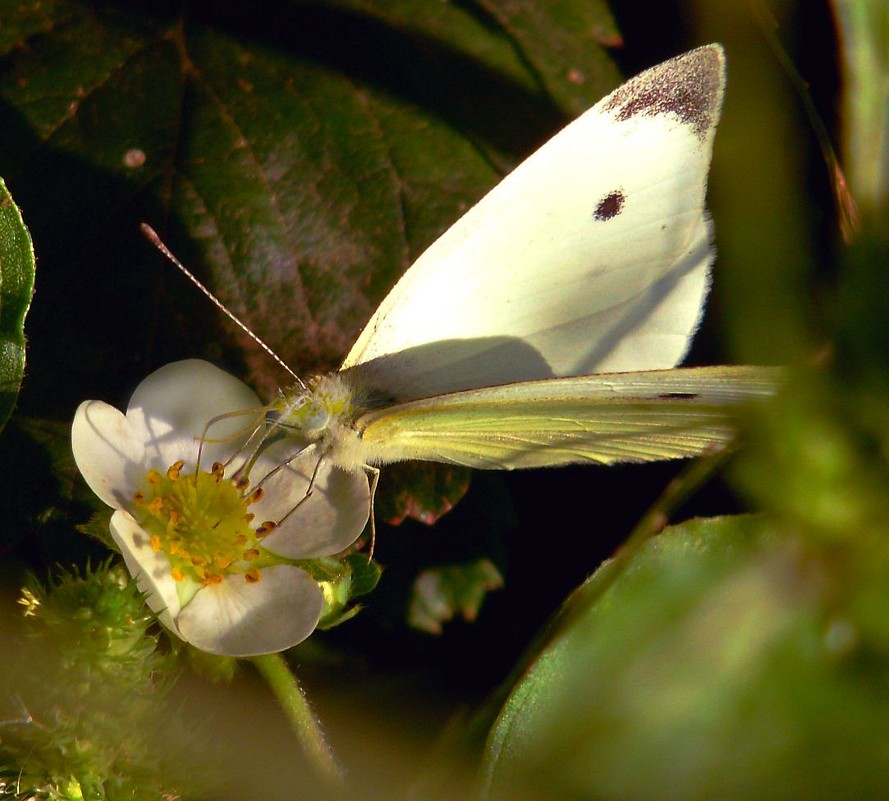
[71, 360, 369, 656]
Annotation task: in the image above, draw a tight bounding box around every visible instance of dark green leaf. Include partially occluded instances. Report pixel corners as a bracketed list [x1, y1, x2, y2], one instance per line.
[477, 0, 622, 114]
[0, 1, 618, 400]
[0, 417, 105, 559]
[0, 0, 619, 527]
[0, 177, 34, 432]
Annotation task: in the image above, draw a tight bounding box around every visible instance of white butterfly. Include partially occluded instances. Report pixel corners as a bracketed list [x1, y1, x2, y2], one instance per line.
[263, 45, 774, 476]
[150, 45, 774, 510]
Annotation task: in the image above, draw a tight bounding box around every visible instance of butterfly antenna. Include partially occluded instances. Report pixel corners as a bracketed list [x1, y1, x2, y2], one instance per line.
[140, 223, 306, 390]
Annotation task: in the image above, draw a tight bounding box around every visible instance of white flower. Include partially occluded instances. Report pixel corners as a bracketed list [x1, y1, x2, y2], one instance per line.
[71, 359, 370, 657]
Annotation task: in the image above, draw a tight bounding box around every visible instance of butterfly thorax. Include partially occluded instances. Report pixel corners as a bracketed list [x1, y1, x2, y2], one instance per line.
[267, 373, 373, 472]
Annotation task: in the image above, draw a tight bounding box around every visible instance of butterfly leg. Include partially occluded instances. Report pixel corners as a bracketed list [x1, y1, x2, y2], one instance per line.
[195, 407, 267, 475]
[273, 450, 327, 526]
[364, 465, 380, 560]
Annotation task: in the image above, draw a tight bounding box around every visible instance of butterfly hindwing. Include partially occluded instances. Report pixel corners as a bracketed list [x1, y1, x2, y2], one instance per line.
[353, 366, 776, 469]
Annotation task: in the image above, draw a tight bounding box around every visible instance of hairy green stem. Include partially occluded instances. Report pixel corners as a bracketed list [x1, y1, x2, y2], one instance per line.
[251, 652, 343, 784]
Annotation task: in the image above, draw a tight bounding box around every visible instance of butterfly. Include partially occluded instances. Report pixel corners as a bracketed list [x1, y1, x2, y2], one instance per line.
[147, 44, 775, 517]
[265, 45, 772, 472]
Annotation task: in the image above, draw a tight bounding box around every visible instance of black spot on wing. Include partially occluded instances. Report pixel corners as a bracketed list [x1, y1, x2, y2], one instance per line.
[593, 190, 625, 221]
[602, 45, 724, 141]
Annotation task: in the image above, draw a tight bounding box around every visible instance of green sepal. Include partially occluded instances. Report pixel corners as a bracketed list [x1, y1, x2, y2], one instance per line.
[303, 553, 383, 630]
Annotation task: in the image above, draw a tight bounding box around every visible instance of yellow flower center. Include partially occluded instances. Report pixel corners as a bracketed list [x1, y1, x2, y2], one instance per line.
[133, 460, 279, 586]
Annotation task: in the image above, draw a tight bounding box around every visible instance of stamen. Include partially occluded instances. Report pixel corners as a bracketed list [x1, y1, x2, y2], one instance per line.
[132, 457, 275, 590]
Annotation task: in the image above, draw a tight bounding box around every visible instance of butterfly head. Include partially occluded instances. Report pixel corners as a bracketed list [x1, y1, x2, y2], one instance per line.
[267, 389, 329, 441]
[266, 373, 362, 442]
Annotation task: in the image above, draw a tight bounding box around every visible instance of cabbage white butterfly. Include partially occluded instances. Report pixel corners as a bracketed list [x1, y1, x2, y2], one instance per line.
[148, 45, 774, 502]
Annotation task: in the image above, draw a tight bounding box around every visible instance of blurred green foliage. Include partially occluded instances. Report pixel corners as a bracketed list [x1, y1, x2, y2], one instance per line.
[3, 1, 889, 799]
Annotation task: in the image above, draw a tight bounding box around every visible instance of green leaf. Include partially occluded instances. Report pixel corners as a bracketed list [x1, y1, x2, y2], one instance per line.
[482, 514, 889, 801]
[408, 557, 503, 634]
[0, 1, 619, 398]
[320, 0, 622, 115]
[0, 176, 34, 433]
[0, 0, 620, 527]
[476, 0, 622, 114]
[0, 416, 109, 557]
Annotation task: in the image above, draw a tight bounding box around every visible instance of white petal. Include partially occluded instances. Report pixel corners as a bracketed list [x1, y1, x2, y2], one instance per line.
[110, 509, 182, 633]
[253, 446, 370, 559]
[126, 360, 262, 468]
[72, 400, 148, 509]
[175, 565, 323, 656]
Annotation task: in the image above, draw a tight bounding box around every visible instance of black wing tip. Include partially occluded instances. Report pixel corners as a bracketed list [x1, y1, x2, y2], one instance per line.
[603, 43, 726, 142]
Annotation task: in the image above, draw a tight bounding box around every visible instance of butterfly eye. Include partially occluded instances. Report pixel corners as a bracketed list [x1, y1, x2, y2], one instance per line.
[297, 402, 331, 437]
[268, 392, 330, 438]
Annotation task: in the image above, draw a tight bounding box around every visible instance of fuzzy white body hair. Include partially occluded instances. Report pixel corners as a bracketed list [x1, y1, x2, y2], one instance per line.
[307, 372, 384, 471]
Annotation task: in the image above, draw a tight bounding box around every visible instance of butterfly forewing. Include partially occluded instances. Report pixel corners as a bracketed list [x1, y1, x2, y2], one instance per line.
[340, 45, 726, 404]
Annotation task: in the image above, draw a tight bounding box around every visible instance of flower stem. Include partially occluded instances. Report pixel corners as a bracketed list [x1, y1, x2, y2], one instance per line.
[250, 653, 344, 784]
